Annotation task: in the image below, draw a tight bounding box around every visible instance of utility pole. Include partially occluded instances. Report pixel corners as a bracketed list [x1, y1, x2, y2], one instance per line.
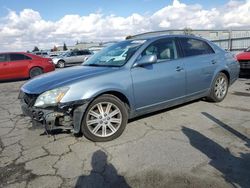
[228, 28, 232, 51]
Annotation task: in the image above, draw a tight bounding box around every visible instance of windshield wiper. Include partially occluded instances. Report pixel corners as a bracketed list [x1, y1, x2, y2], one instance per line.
[84, 64, 120, 67]
[84, 64, 103, 67]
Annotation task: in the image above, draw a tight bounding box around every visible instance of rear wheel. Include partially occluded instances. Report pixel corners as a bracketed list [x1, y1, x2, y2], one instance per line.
[207, 72, 229, 102]
[57, 60, 65, 68]
[29, 67, 43, 78]
[81, 94, 128, 142]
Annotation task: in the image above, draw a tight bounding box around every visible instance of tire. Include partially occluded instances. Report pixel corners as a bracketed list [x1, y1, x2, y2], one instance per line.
[57, 60, 65, 68]
[207, 72, 229, 102]
[29, 67, 43, 78]
[81, 94, 128, 142]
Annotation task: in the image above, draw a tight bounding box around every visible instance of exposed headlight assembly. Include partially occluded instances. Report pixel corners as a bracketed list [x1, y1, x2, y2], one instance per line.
[34, 87, 69, 108]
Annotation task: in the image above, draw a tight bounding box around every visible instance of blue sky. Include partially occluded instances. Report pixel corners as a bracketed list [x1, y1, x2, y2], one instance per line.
[0, 0, 229, 20]
[1, 0, 248, 51]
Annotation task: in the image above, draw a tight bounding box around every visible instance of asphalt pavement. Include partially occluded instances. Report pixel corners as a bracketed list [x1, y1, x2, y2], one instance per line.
[0, 78, 250, 188]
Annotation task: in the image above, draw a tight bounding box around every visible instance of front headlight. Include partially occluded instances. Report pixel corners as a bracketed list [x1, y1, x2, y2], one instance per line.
[34, 87, 69, 108]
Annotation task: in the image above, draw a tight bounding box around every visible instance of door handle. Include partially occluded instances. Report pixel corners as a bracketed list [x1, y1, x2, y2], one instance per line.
[176, 66, 184, 72]
[211, 60, 217, 64]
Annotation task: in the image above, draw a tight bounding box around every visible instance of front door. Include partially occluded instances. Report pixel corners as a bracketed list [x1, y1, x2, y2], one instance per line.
[131, 38, 186, 111]
[66, 52, 78, 63]
[0, 53, 10, 79]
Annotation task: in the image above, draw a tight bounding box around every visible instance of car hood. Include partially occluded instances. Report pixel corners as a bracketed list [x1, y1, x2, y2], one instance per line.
[236, 52, 250, 60]
[22, 66, 116, 94]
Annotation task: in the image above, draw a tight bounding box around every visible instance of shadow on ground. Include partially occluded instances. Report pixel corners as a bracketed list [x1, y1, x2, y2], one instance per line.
[0, 78, 28, 83]
[75, 150, 130, 188]
[182, 112, 250, 188]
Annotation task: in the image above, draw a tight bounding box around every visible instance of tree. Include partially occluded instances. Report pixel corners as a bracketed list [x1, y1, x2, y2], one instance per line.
[52, 46, 58, 52]
[32, 46, 39, 52]
[63, 43, 68, 51]
[183, 27, 193, 35]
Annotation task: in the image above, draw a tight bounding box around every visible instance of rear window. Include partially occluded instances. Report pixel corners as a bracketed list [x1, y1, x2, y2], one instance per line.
[0, 54, 8, 62]
[179, 38, 214, 57]
[10, 54, 32, 61]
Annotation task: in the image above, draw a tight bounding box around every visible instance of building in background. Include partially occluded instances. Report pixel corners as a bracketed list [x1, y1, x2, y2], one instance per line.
[75, 42, 101, 49]
[131, 29, 250, 53]
[56, 45, 75, 51]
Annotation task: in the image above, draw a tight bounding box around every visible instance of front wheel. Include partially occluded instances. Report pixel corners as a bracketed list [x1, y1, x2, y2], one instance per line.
[81, 94, 128, 142]
[207, 72, 229, 102]
[57, 60, 65, 68]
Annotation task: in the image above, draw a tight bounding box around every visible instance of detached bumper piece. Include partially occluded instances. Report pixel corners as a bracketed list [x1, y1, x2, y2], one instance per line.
[19, 90, 90, 134]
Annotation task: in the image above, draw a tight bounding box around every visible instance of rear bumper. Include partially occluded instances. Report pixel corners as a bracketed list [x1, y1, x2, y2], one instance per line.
[44, 64, 55, 73]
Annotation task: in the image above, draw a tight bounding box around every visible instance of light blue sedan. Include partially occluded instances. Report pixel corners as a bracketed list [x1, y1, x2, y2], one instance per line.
[19, 35, 240, 141]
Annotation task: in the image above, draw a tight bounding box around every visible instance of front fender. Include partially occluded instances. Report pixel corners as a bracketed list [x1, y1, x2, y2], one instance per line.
[71, 85, 133, 133]
[82, 84, 134, 107]
[53, 59, 63, 65]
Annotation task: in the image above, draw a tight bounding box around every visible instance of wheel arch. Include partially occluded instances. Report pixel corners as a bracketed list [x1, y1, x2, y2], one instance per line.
[58, 59, 65, 62]
[220, 70, 230, 84]
[28, 66, 44, 78]
[91, 90, 131, 111]
[210, 68, 230, 89]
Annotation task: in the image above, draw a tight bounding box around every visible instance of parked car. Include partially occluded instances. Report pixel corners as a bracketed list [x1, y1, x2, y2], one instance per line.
[0, 52, 55, 80]
[52, 50, 93, 68]
[236, 47, 250, 75]
[19, 35, 239, 142]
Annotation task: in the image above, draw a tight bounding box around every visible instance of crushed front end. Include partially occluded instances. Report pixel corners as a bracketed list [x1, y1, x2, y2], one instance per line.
[18, 90, 90, 134]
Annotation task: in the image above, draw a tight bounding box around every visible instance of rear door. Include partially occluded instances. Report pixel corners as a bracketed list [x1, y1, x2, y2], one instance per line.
[0, 53, 10, 79]
[177, 37, 218, 96]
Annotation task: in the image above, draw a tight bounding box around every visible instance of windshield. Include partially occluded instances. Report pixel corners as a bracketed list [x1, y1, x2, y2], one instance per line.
[57, 52, 69, 57]
[246, 47, 250, 52]
[83, 40, 146, 67]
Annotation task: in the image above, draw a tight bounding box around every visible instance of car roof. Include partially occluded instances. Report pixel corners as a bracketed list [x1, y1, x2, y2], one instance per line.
[129, 34, 209, 42]
[0, 52, 27, 54]
[0, 52, 44, 59]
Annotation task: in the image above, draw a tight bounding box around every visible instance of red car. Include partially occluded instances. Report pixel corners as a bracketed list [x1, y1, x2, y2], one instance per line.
[0, 52, 55, 80]
[236, 47, 250, 75]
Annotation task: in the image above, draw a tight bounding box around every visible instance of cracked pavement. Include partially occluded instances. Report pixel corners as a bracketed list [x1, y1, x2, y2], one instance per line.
[0, 78, 250, 188]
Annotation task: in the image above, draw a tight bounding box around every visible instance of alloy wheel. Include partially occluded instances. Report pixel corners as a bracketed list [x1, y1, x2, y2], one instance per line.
[86, 102, 122, 138]
[214, 75, 228, 99]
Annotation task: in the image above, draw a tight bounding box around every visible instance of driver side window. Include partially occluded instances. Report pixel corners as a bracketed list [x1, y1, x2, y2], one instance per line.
[142, 38, 178, 62]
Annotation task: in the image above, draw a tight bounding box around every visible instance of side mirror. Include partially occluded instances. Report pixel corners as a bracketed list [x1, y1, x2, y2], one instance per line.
[134, 54, 157, 67]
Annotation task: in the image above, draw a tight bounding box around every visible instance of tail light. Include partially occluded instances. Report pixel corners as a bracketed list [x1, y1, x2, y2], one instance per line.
[47, 58, 53, 64]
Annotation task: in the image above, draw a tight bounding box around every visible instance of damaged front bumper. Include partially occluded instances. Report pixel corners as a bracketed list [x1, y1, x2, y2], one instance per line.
[19, 91, 90, 134]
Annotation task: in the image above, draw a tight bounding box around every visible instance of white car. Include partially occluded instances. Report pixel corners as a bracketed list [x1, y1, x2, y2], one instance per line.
[52, 50, 93, 68]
